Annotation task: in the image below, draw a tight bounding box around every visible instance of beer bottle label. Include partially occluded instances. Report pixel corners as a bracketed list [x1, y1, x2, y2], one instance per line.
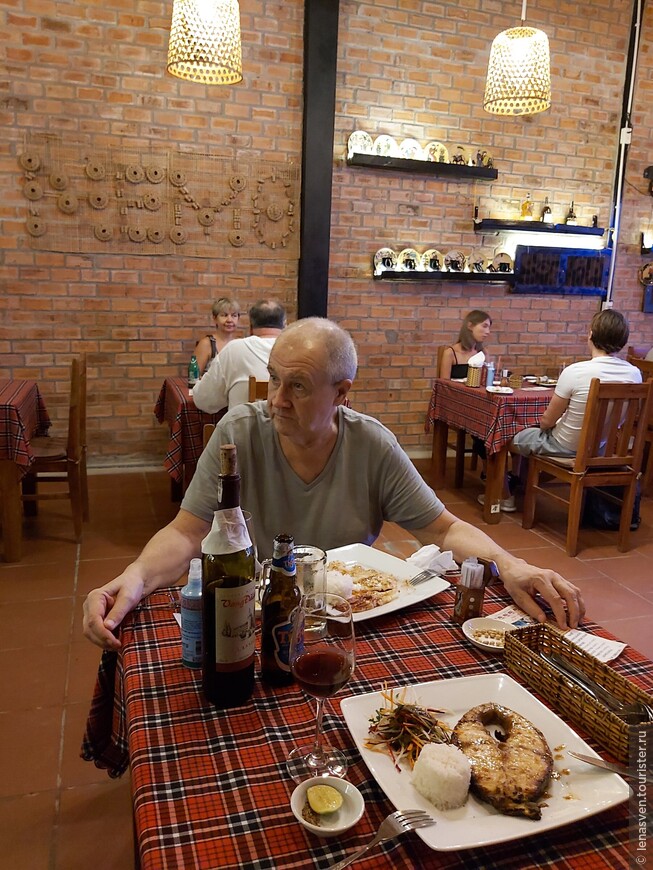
[271, 619, 292, 672]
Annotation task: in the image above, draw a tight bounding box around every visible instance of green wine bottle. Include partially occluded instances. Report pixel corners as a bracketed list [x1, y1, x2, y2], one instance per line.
[260, 534, 301, 686]
[201, 443, 256, 707]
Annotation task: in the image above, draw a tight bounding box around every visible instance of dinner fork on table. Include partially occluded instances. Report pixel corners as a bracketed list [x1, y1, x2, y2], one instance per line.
[328, 809, 435, 869]
[408, 568, 441, 586]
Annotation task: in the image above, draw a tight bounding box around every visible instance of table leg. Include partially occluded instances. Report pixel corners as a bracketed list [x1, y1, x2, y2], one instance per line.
[0, 460, 23, 562]
[483, 448, 507, 525]
[431, 421, 448, 487]
[170, 477, 183, 503]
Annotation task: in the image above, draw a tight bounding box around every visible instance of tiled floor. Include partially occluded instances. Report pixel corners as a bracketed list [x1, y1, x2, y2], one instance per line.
[1, 461, 652, 869]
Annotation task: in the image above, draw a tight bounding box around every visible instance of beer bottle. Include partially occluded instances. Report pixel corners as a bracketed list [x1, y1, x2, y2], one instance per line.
[188, 354, 200, 388]
[260, 534, 301, 686]
[201, 444, 256, 707]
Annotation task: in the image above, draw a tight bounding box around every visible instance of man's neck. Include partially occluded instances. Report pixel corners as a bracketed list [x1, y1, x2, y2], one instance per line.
[252, 328, 282, 338]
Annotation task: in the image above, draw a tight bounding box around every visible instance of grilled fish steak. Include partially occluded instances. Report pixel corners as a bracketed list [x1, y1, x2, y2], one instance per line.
[452, 703, 553, 820]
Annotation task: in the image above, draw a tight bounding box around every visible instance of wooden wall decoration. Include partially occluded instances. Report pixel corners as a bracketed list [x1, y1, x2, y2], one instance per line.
[18, 135, 299, 258]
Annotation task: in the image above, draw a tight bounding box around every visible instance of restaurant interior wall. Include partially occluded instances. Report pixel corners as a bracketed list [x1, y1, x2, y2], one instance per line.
[0, 0, 652, 464]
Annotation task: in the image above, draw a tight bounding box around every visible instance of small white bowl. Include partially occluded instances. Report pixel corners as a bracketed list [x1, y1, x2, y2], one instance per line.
[290, 776, 365, 838]
[462, 617, 512, 652]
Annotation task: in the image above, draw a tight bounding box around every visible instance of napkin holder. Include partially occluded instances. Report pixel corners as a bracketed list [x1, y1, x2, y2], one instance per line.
[466, 366, 482, 387]
[505, 624, 653, 763]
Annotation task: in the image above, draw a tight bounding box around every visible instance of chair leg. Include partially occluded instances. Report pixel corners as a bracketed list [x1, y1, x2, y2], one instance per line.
[617, 482, 637, 552]
[454, 429, 466, 488]
[565, 480, 584, 557]
[21, 473, 38, 517]
[522, 460, 538, 529]
[81, 449, 90, 521]
[470, 436, 478, 471]
[68, 462, 84, 542]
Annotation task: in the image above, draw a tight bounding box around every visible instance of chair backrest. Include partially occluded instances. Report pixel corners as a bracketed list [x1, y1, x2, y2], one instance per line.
[627, 354, 653, 380]
[573, 378, 653, 473]
[435, 346, 447, 378]
[248, 376, 269, 402]
[202, 423, 215, 449]
[66, 355, 86, 461]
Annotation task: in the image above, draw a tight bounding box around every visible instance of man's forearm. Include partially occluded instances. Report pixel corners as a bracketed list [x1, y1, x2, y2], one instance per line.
[130, 512, 211, 596]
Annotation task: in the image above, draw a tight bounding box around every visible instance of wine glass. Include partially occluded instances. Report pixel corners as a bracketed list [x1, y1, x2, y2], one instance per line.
[286, 593, 355, 783]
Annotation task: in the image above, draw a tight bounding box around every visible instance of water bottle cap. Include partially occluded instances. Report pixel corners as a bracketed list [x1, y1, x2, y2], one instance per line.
[188, 558, 202, 582]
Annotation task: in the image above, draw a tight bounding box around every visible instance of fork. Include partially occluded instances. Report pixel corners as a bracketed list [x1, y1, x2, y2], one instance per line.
[408, 568, 440, 586]
[328, 809, 435, 869]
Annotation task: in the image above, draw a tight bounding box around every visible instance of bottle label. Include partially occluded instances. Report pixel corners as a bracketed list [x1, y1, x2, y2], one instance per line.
[213, 580, 256, 670]
[270, 618, 292, 672]
[181, 604, 203, 667]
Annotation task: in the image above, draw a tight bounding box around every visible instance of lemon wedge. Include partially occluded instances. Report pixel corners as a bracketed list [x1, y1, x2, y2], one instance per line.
[306, 784, 343, 814]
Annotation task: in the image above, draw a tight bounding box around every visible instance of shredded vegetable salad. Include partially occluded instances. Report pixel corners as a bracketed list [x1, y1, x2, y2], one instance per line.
[365, 686, 451, 771]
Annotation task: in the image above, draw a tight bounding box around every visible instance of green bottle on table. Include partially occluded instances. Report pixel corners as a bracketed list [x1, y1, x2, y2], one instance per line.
[188, 354, 200, 388]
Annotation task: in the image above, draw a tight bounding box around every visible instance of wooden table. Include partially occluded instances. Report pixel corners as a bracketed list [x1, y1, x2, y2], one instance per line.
[425, 379, 553, 523]
[154, 376, 226, 500]
[0, 379, 51, 561]
[82, 577, 652, 870]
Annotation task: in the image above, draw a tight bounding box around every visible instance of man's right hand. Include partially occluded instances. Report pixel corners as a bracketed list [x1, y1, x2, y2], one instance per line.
[83, 572, 145, 650]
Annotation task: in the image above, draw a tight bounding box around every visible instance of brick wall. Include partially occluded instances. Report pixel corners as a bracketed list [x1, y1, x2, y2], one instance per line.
[1, 0, 652, 463]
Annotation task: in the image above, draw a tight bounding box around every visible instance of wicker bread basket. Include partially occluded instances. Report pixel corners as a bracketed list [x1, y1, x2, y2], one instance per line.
[504, 624, 653, 763]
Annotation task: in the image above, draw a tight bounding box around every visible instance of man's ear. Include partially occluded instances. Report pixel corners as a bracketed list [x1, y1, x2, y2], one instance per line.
[333, 379, 352, 405]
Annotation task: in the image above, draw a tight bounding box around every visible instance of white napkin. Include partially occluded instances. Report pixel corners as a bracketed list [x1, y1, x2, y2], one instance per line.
[467, 350, 486, 368]
[407, 545, 458, 574]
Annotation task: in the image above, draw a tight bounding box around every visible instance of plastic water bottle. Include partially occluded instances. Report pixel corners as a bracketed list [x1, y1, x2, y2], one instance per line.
[181, 558, 203, 668]
[188, 354, 200, 388]
[485, 360, 495, 388]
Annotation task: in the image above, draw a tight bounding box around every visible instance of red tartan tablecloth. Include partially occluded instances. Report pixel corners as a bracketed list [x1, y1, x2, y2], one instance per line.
[81, 581, 652, 870]
[154, 376, 226, 483]
[425, 379, 553, 454]
[0, 379, 51, 469]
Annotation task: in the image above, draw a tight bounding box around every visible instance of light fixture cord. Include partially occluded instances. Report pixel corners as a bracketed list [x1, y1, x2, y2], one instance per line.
[521, 0, 527, 24]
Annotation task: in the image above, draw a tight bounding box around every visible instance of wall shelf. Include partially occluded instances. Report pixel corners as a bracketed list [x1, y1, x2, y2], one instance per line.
[474, 219, 605, 237]
[372, 269, 512, 283]
[347, 153, 498, 180]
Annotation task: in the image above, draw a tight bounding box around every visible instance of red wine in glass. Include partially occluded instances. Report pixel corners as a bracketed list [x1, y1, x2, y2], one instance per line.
[293, 648, 353, 698]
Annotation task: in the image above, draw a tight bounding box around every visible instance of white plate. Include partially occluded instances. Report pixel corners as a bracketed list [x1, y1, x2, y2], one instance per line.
[347, 130, 374, 158]
[340, 674, 630, 851]
[325, 544, 450, 623]
[399, 138, 424, 160]
[373, 135, 400, 157]
[486, 385, 513, 394]
[462, 617, 512, 651]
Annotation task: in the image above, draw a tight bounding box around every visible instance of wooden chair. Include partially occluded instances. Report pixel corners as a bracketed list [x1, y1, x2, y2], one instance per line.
[248, 376, 269, 401]
[522, 378, 653, 556]
[202, 423, 215, 449]
[435, 345, 478, 487]
[21, 355, 89, 541]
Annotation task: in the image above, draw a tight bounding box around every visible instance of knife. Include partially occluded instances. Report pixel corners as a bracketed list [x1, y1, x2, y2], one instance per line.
[568, 751, 653, 783]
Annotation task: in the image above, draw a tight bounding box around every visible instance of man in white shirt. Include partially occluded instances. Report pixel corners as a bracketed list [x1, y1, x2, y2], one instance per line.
[512, 309, 642, 457]
[192, 299, 286, 412]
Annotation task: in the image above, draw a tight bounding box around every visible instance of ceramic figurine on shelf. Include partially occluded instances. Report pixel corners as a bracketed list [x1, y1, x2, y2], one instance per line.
[565, 201, 578, 225]
[541, 197, 553, 224]
[520, 193, 534, 221]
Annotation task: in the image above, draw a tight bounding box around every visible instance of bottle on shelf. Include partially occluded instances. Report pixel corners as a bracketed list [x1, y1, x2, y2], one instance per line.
[181, 558, 203, 669]
[565, 201, 577, 226]
[201, 443, 256, 708]
[188, 354, 200, 388]
[520, 192, 534, 221]
[541, 196, 553, 224]
[260, 533, 301, 686]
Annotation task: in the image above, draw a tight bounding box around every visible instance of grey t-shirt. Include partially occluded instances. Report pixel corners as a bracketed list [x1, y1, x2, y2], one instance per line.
[182, 402, 444, 560]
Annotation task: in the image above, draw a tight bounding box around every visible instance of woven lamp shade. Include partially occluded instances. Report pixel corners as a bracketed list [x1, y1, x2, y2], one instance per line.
[167, 0, 243, 85]
[484, 26, 551, 116]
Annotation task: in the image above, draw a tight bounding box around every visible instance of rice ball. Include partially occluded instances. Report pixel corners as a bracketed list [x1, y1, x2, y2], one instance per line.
[411, 743, 471, 810]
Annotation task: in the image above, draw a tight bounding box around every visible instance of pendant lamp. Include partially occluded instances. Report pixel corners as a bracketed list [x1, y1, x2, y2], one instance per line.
[483, 0, 550, 116]
[167, 0, 243, 85]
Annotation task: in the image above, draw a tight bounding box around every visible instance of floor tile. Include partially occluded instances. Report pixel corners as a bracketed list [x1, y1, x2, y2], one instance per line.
[0, 643, 68, 712]
[0, 706, 62, 798]
[55, 779, 135, 870]
[0, 597, 73, 650]
[0, 560, 76, 601]
[76, 556, 134, 596]
[60, 702, 114, 788]
[0, 790, 57, 869]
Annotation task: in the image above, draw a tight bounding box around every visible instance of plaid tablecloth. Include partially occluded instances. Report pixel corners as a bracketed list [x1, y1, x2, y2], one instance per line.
[81, 581, 652, 870]
[154, 376, 226, 483]
[0, 379, 51, 469]
[425, 379, 553, 454]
